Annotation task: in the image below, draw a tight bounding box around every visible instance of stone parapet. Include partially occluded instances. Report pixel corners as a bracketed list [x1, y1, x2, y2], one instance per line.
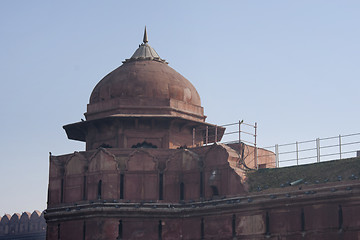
[0, 210, 45, 240]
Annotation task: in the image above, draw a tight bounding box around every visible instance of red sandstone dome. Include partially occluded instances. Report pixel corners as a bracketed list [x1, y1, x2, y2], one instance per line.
[64, 28, 223, 145]
[89, 61, 201, 106]
[86, 28, 204, 122]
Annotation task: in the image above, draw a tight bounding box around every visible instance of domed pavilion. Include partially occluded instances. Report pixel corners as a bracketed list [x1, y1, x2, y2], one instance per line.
[45, 28, 275, 240]
[63, 28, 224, 150]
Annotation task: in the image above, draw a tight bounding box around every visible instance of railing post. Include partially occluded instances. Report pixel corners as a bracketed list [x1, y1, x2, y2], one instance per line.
[275, 144, 279, 168]
[215, 125, 218, 143]
[205, 126, 208, 146]
[339, 134, 342, 160]
[316, 138, 320, 163]
[192, 128, 195, 147]
[254, 122, 258, 169]
[296, 141, 299, 165]
[238, 120, 241, 144]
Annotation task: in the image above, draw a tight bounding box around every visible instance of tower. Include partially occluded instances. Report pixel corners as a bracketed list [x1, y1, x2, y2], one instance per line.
[45, 28, 253, 240]
[42, 28, 360, 240]
[63, 27, 223, 151]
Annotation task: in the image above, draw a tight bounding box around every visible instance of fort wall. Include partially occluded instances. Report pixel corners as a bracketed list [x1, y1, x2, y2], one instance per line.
[0, 210, 45, 240]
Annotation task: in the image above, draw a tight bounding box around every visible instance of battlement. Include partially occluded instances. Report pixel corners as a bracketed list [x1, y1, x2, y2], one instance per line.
[0, 210, 45, 240]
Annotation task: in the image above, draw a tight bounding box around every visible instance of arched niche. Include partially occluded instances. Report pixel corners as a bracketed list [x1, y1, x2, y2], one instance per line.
[203, 143, 230, 167]
[49, 156, 65, 178]
[65, 152, 88, 175]
[166, 149, 200, 171]
[127, 150, 157, 171]
[88, 148, 118, 172]
[131, 141, 157, 149]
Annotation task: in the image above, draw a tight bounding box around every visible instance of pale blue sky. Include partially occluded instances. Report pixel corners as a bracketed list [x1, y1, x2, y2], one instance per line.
[0, 1, 359, 214]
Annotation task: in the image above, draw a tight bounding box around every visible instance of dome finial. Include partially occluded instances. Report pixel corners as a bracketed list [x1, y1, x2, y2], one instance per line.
[143, 26, 148, 43]
[123, 26, 167, 64]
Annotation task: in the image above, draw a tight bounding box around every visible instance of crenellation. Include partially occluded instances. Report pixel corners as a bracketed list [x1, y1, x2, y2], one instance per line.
[19, 212, 31, 233]
[0, 211, 45, 239]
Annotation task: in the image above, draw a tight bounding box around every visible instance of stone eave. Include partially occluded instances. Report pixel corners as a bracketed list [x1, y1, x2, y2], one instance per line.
[63, 115, 225, 143]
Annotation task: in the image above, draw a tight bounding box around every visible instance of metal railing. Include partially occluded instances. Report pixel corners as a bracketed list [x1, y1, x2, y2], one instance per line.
[263, 133, 360, 167]
[221, 121, 257, 147]
[194, 120, 259, 168]
[195, 119, 360, 169]
[221, 121, 259, 169]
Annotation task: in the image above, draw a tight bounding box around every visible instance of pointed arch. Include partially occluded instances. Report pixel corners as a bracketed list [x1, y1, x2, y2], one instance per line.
[97, 180, 102, 199]
[88, 148, 118, 172]
[180, 182, 185, 201]
[124, 149, 158, 200]
[65, 152, 88, 175]
[127, 149, 157, 171]
[166, 149, 200, 171]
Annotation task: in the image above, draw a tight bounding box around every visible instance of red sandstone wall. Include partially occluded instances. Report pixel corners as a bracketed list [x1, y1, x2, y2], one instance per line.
[228, 143, 276, 169]
[204, 215, 233, 239]
[48, 144, 248, 207]
[122, 219, 158, 240]
[46, 144, 360, 240]
[45, 192, 360, 240]
[268, 208, 301, 234]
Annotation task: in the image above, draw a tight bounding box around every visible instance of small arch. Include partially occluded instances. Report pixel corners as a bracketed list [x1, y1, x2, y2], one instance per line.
[83, 221, 86, 240]
[98, 143, 112, 148]
[180, 182, 185, 201]
[158, 220, 162, 240]
[199, 171, 204, 198]
[265, 211, 270, 236]
[159, 173, 163, 200]
[118, 220, 123, 240]
[98, 180, 102, 200]
[200, 218, 204, 240]
[210, 185, 219, 196]
[232, 214, 236, 237]
[131, 141, 157, 149]
[338, 205, 343, 230]
[57, 224, 60, 240]
[301, 208, 305, 232]
[60, 179, 64, 203]
[120, 174, 124, 199]
[83, 176, 87, 200]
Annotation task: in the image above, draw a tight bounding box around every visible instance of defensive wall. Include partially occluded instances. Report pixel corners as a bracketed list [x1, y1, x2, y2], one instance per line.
[0, 210, 45, 240]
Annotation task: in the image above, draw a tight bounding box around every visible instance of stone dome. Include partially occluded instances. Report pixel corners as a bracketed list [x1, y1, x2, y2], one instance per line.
[64, 28, 223, 145]
[86, 28, 204, 122]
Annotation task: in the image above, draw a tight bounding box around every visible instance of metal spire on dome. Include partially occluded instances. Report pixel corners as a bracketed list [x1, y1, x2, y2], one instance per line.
[122, 27, 168, 64]
[143, 26, 148, 43]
